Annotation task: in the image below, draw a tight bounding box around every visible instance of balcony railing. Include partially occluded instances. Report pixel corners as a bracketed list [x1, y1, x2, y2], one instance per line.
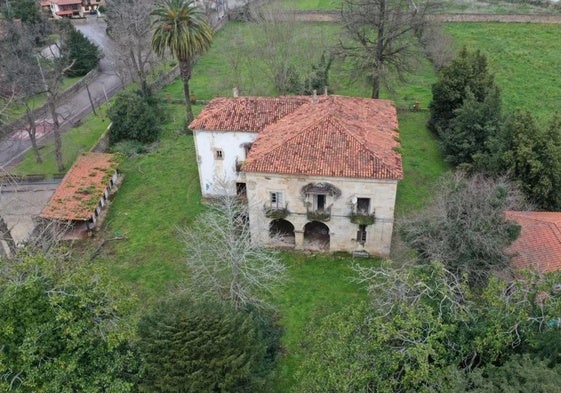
[264, 204, 289, 219]
[307, 205, 331, 222]
[350, 210, 375, 225]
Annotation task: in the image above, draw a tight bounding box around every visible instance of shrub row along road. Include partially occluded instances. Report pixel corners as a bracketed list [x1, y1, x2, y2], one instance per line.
[0, 15, 122, 169]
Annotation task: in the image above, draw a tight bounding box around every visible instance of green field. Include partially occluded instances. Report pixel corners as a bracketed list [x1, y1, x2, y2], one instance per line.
[445, 22, 561, 122]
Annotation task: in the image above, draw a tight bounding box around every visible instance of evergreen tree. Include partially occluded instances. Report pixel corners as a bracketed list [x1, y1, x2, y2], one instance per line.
[429, 48, 499, 155]
[0, 252, 137, 392]
[500, 111, 561, 210]
[108, 90, 161, 144]
[3, 0, 41, 24]
[64, 29, 101, 77]
[137, 297, 270, 393]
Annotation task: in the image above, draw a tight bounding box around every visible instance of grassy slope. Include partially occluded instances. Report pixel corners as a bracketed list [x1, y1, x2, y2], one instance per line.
[445, 22, 561, 122]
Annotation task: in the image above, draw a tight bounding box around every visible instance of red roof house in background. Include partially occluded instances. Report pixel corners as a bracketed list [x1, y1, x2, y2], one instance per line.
[505, 211, 561, 273]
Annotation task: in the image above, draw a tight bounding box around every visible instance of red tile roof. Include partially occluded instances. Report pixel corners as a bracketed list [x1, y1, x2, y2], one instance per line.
[244, 95, 402, 179]
[188, 96, 311, 133]
[52, 0, 82, 5]
[41, 153, 119, 221]
[505, 211, 561, 273]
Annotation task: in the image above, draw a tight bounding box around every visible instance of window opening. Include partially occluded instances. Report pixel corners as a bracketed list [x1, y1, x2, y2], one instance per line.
[357, 225, 367, 244]
[357, 198, 370, 214]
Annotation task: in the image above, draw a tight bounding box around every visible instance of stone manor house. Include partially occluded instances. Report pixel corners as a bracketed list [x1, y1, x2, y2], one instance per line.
[189, 94, 403, 256]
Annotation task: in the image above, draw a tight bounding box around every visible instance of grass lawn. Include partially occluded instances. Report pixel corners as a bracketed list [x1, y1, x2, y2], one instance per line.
[12, 106, 110, 176]
[445, 22, 561, 122]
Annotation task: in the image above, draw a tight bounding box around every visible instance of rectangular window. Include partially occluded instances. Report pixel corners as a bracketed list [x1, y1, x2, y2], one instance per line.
[314, 194, 326, 210]
[357, 225, 367, 244]
[215, 149, 223, 160]
[270, 192, 283, 208]
[357, 198, 371, 214]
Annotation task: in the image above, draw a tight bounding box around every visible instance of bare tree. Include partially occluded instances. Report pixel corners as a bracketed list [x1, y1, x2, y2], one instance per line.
[180, 194, 286, 310]
[399, 172, 528, 288]
[0, 21, 46, 163]
[339, 0, 435, 98]
[36, 23, 76, 172]
[106, 0, 155, 94]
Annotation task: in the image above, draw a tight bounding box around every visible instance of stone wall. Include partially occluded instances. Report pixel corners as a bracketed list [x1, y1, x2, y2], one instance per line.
[245, 172, 398, 257]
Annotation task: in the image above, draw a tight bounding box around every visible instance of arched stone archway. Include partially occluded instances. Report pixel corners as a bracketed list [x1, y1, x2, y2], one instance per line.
[303, 221, 330, 251]
[269, 219, 295, 247]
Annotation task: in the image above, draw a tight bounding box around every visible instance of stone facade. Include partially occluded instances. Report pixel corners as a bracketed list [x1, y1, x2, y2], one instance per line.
[245, 172, 397, 256]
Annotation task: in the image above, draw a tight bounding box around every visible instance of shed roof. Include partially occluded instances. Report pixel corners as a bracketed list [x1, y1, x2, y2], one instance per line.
[505, 211, 561, 273]
[40, 153, 119, 221]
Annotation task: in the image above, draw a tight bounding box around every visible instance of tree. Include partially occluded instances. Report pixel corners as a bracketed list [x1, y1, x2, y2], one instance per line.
[63, 28, 101, 77]
[151, 0, 213, 123]
[499, 111, 561, 210]
[106, 0, 155, 95]
[180, 194, 285, 310]
[296, 262, 561, 393]
[0, 251, 138, 392]
[0, 21, 45, 163]
[338, 0, 434, 99]
[137, 296, 270, 393]
[399, 173, 525, 288]
[429, 47, 498, 139]
[442, 86, 502, 168]
[2, 0, 41, 24]
[108, 90, 161, 144]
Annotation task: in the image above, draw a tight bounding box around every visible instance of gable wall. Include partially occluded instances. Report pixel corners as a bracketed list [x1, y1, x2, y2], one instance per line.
[193, 129, 257, 196]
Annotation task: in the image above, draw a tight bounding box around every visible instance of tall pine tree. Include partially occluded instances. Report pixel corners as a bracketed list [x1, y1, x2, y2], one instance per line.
[64, 29, 101, 77]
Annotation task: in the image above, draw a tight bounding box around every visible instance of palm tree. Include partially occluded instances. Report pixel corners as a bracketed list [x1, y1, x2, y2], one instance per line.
[151, 0, 213, 123]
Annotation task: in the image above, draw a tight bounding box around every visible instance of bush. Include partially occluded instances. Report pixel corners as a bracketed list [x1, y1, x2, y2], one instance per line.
[64, 29, 101, 77]
[108, 90, 161, 145]
[137, 296, 273, 393]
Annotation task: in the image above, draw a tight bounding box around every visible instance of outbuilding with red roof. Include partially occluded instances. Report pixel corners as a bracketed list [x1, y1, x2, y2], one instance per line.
[40, 152, 120, 232]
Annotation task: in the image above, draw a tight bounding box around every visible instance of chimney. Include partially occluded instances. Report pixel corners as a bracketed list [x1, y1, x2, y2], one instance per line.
[312, 90, 318, 103]
[233, 87, 239, 98]
[324, 86, 328, 96]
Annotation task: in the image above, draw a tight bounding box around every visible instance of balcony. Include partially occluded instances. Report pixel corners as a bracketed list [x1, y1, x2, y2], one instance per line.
[264, 204, 289, 219]
[350, 210, 375, 225]
[307, 205, 331, 222]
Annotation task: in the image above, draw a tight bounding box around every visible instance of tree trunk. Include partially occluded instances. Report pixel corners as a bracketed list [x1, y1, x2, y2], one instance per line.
[179, 58, 194, 124]
[0, 215, 17, 258]
[47, 98, 64, 172]
[371, 0, 385, 100]
[371, 76, 381, 99]
[24, 105, 42, 163]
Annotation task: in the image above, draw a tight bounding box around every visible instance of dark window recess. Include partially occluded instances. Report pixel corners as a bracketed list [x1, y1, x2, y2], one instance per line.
[215, 150, 223, 159]
[236, 183, 247, 197]
[357, 225, 367, 244]
[315, 194, 326, 210]
[357, 198, 370, 214]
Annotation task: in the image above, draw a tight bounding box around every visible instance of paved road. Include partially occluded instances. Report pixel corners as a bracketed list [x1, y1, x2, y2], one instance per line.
[0, 16, 124, 169]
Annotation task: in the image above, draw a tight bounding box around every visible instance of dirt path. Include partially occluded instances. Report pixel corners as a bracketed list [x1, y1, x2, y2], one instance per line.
[274, 10, 561, 23]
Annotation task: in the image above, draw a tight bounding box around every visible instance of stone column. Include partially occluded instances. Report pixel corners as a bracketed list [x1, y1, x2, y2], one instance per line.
[294, 230, 304, 249]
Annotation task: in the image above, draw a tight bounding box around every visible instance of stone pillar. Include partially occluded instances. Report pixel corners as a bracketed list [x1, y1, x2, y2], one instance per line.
[294, 230, 304, 249]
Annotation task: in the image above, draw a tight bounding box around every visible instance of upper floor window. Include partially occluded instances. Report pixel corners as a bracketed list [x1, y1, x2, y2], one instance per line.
[270, 191, 283, 208]
[215, 149, 224, 160]
[356, 198, 371, 214]
[313, 194, 327, 211]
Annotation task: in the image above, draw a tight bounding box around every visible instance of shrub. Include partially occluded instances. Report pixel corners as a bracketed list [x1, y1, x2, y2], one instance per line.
[108, 90, 161, 145]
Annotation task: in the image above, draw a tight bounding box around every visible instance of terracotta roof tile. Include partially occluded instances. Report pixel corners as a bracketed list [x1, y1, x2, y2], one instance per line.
[505, 211, 561, 273]
[188, 96, 310, 132]
[244, 95, 402, 179]
[40, 153, 119, 221]
[52, 0, 82, 5]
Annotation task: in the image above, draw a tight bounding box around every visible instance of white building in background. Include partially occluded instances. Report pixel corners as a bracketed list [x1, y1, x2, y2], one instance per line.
[189, 94, 403, 257]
